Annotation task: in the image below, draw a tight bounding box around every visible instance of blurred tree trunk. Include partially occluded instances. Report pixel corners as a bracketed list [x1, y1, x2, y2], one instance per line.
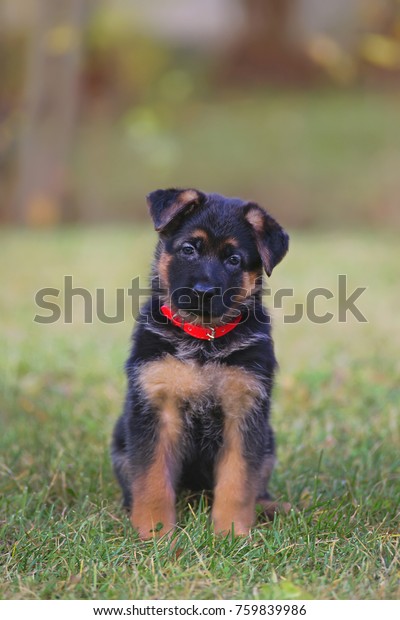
[222, 0, 317, 85]
[14, 0, 84, 225]
[244, 0, 294, 45]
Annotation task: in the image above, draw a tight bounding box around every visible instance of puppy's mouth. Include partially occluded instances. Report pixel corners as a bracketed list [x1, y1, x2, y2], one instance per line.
[169, 287, 244, 326]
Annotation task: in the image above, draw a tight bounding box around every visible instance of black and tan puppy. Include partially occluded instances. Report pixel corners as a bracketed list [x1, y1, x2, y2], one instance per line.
[112, 188, 289, 538]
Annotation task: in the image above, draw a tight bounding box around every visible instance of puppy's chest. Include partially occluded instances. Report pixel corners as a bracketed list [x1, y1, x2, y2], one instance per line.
[137, 354, 265, 419]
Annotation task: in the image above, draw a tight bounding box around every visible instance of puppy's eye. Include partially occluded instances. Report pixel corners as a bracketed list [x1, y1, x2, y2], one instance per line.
[181, 243, 196, 256]
[226, 254, 241, 267]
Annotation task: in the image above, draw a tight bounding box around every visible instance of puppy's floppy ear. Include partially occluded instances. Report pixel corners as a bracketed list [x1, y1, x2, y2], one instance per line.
[146, 188, 205, 233]
[244, 203, 289, 276]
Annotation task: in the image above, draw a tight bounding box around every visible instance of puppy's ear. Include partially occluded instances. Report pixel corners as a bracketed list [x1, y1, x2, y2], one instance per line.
[146, 188, 205, 233]
[244, 203, 289, 276]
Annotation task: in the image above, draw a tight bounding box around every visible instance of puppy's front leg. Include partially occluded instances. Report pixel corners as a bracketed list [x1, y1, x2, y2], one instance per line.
[212, 419, 258, 536]
[212, 367, 266, 536]
[131, 397, 182, 539]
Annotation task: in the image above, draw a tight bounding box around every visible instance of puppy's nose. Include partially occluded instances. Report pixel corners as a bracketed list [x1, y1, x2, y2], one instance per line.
[193, 283, 219, 300]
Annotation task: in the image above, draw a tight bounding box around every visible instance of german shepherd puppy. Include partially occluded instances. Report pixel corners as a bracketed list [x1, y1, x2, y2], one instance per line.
[112, 188, 289, 538]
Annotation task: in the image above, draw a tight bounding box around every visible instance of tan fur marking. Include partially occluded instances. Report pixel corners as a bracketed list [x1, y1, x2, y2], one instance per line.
[189, 228, 209, 241]
[219, 236, 239, 250]
[245, 207, 272, 275]
[212, 366, 263, 535]
[133, 357, 207, 538]
[212, 419, 258, 536]
[152, 189, 200, 232]
[210, 271, 261, 323]
[158, 251, 172, 288]
[160, 397, 182, 445]
[177, 189, 199, 206]
[258, 246, 272, 276]
[139, 359, 263, 415]
[242, 270, 261, 297]
[131, 444, 176, 539]
[138, 356, 205, 405]
[131, 371, 185, 538]
[217, 365, 264, 417]
[136, 361, 265, 537]
[245, 208, 264, 234]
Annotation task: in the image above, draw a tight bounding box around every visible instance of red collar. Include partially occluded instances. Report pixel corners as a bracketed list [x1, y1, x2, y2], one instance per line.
[160, 305, 242, 341]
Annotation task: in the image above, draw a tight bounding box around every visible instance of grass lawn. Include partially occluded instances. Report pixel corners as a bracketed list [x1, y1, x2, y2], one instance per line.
[0, 226, 399, 600]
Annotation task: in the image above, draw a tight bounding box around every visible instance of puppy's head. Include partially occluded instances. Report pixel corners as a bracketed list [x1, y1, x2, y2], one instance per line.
[147, 188, 289, 324]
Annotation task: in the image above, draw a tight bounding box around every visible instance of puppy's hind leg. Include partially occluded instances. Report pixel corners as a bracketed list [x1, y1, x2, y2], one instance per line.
[111, 415, 133, 510]
[256, 454, 291, 519]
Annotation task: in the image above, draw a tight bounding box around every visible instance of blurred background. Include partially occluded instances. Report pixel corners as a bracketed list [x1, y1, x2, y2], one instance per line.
[1, 5, 400, 601]
[1, 0, 400, 229]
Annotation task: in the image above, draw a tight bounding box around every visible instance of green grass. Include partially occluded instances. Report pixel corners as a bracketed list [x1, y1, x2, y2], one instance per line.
[0, 227, 399, 599]
[73, 90, 400, 228]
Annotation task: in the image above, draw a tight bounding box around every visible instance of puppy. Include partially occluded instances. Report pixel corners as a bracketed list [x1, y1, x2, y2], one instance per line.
[112, 188, 289, 538]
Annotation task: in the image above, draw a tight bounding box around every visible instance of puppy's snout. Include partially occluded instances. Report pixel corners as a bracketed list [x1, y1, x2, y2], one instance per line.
[193, 283, 220, 301]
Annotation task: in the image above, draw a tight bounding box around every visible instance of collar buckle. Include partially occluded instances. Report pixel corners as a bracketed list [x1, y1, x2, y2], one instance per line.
[207, 326, 216, 341]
